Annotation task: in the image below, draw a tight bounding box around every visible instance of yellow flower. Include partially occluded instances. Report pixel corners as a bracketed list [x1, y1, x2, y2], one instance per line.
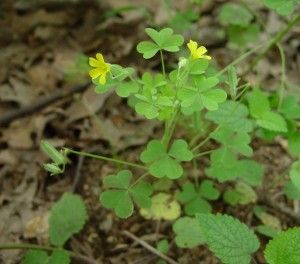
[89, 53, 111, 85]
[187, 40, 211, 60]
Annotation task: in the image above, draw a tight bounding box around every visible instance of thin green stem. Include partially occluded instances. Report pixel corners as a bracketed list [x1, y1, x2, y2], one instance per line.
[161, 107, 179, 148]
[130, 172, 149, 188]
[160, 50, 166, 77]
[65, 149, 147, 170]
[194, 149, 214, 158]
[0, 243, 97, 264]
[191, 125, 220, 153]
[246, 13, 300, 74]
[276, 43, 286, 110]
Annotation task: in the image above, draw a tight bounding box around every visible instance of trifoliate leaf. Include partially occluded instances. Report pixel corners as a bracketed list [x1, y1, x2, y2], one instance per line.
[197, 213, 260, 264]
[264, 227, 300, 264]
[224, 189, 243, 206]
[137, 28, 183, 59]
[140, 193, 181, 220]
[140, 139, 193, 179]
[178, 181, 219, 215]
[22, 250, 70, 264]
[206, 101, 253, 133]
[219, 3, 253, 27]
[178, 76, 226, 112]
[188, 59, 209, 75]
[100, 170, 153, 218]
[173, 217, 205, 248]
[115, 81, 139, 98]
[211, 126, 253, 157]
[49, 193, 87, 246]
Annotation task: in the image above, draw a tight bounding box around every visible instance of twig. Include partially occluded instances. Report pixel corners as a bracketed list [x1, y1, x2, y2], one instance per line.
[71, 155, 85, 193]
[0, 243, 99, 264]
[122, 231, 179, 264]
[260, 195, 300, 224]
[0, 82, 90, 127]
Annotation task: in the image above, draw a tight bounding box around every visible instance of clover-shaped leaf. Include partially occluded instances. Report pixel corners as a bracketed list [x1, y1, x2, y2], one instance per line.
[140, 139, 193, 179]
[211, 126, 253, 157]
[140, 193, 181, 220]
[22, 249, 70, 264]
[178, 180, 220, 215]
[116, 81, 139, 98]
[178, 76, 226, 113]
[137, 28, 184, 59]
[264, 0, 297, 16]
[173, 217, 205, 248]
[100, 170, 153, 218]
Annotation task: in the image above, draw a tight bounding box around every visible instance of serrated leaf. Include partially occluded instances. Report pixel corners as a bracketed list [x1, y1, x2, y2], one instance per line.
[247, 89, 270, 119]
[264, 227, 300, 264]
[219, 3, 253, 26]
[206, 101, 253, 133]
[211, 126, 253, 157]
[279, 96, 300, 120]
[257, 111, 287, 132]
[49, 193, 87, 246]
[173, 217, 205, 248]
[140, 193, 181, 220]
[197, 213, 260, 264]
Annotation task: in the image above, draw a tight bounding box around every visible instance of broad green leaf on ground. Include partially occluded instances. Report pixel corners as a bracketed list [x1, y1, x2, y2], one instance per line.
[224, 181, 257, 205]
[140, 193, 181, 220]
[197, 213, 260, 264]
[178, 180, 220, 215]
[247, 89, 287, 132]
[264, 227, 300, 264]
[256, 225, 279, 238]
[279, 96, 300, 120]
[290, 161, 300, 191]
[173, 217, 205, 248]
[49, 193, 87, 246]
[236, 159, 264, 186]
[284, 180, 300, 200]
[100, 170, 153, 218]
[140, 139, 193, 179]
[288, 132, 300, 156]
[263, 0, 297, 16]
[211, 126, 253, 156]
[157, 239, 170, 254]
[219, 3, 253, 26]
[178, 76, 227, 112]
[188, 59, 209, 75]
[137, 28, 184, 58]
[22, 250, 70, 264]
[206, 101, 253, 133]
[115, 81, 139, 98]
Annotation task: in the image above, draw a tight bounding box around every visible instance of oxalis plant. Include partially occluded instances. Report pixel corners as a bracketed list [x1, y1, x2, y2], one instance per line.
[2, 24, 300, 264]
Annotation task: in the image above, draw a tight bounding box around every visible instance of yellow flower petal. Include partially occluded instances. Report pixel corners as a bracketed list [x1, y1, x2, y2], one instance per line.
[196, 46, 207, 57]
[201, 55, 211, 60]
[89, 57, 102, 67]
[96, 53, 104, 62]
[187, 40, 197, 54]
[89, 68, 101, 79]
[99, 73, 107, 84]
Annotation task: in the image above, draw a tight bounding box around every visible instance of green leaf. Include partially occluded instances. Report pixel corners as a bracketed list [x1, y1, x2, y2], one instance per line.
[116, 81, 139, 97]
[211, 126, 253, 157]
[288, 132, 300, 156]
[140, 140, 192, 179]
[236, 160, 264, 186]
[173, 217, 205, 248]
[178, 180, 219, 216]
[136, 41, 160, 59]
[219, 3, 253, 26]
[197, 213, 260, 264]
[157, 239, 170, 254]
[100, 170, 153, 218]
[247, 89, 270, 119]
[206, 101, 253, 133]
[257, 111, 287, 132]
[140, 193, 181, 220]
[188, 59, 209, 75]
[224, 181, 257, 205]
[49, 193, 87, 246]
[228, 24, 260, 47]
[290, 161, 300, 191]
[279, 96, 300, 120]
[264, 227, 300, 264]
[22, 250, 70, 264]
[284, 180, 300, 200]
[264, 0, 296, 16]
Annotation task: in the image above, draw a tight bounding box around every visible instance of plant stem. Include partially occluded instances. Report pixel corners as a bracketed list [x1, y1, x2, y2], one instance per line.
[130, 172, 149, 188]
[194, 149, 214, 158]
[0, 243, 98, 264]
[245, 13, 300, 74]
[160, 50, 166, 77]
[65, 149, 147, 170]
[276, 43, 286, 110]
[161, 108, 179, 148]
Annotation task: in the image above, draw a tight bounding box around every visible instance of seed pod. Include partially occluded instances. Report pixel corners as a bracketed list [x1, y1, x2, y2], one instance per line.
[41, 140, 66, 165]
[43, 163, 63, 175]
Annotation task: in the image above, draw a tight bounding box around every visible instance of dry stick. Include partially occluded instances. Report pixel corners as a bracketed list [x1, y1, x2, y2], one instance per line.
[122, 231, 179, 264]
[0, 243, 99, 264]
[0, 82, 90, 127]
